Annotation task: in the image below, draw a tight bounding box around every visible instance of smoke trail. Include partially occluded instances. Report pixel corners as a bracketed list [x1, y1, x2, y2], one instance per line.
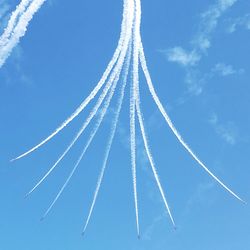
[135, 68, 176, 227]
[82, 41, 132, 236]
[41, 72, 121, 219]
[82, 0, 135, 233]
[11, 0, 131, 161]
[41, 41, 133, 220]
[139, 41, 244, 203]
[0, 0, 32, 48]
[27, 67, 119, 198]
[0, 0, 46, 68]
[129, 0, 142, 238]
[133, 0, 175, 229]
[130, 65, 138, 237]
[130, 0, 141, 238]
[26, 1, 135, 197]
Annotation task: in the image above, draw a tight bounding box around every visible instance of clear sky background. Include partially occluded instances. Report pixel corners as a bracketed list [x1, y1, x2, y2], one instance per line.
[0, 0, 250, 249]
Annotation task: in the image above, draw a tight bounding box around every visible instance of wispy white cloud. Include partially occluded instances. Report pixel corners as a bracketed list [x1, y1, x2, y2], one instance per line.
[183, 181, 217, 218]
[193, 0, 237, 52]
[164, 0, 238, 96]
[226, 13, 250, 33]
[212, 62, 244, 76]
[209, 113, 238, 145]
[0, 45, 32, 87]
[0, 3, 9, 19]
[142, 214, 165, 241]
[164, 47, 200, 67]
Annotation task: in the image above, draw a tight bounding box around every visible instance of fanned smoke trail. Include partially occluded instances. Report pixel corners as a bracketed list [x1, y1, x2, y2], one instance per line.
[26, 0, 134, 198]
[27, 61, 121, 197]
[82, 41, 132, 236]
[11, 0, 131, 161]
[0, 0, 32, 47]
[41, 40, 133, 218]
[41, 74, 120, 219]
[82, 1, 135, 234]
[139, 41, 244, 203]
[10, 0, 244, 236]
[42, 42, 132, 221]
[133, 0, 175, 230]
[0, 0, 46, 68]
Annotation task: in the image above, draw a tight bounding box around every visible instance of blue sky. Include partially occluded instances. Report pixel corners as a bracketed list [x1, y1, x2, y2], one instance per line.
[0, 0, 250, 249]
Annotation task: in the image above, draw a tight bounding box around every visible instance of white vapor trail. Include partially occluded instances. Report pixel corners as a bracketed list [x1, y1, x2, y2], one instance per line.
[41, 40, 132, 218]
[11, 0, 131, 161]
[27, 65, 120, 197]
[0, 0, 46, 68]
[26, 0, 134, 197]
[130, 0, 141, 238]
[134, 0, 175, 230]
[41, 75, 119, 219]
[82, 1, 134, 234]
[135, 60, 176, 227]
[136, 102, 176, 227]
[44, 42, 131, 221]
[0, 0, 32, 47]
[82, 41, 132, 235]
[139, 41, 244, 203]
[11, 0, 244, 236]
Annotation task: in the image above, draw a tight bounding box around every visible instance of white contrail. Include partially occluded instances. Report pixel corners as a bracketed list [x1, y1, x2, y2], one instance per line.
[136, 101, 176, 227]
[82, 41, 132, 236]
[41, 40, 133, 218]
[41, 72, 121, 219]
[0, 0, 46, 68]
[134, 0, 175, 229]
[27, 67, 120, 198]
[130, 72, 138, 237]
[139, 41, 244, 203]
[135, 66, 176, 227]
[41, 42, 133, 220]
[26, 0, 135, 197]
[11, 0, 131, 161]
[0, 0, 32, 48]
[129, 0, 141, 238]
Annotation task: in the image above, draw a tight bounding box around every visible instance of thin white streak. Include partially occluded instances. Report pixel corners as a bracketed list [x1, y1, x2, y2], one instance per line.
[139, 41, 244, 203]
[12, 0, 131, 161]
[82, 41, 132, 235]
[41, 64, 123, 219]
[135, 68, 176, 227]
[130, 0, 141, 238]
[26, 0, 134, 197]
[27, 63, 120, 197]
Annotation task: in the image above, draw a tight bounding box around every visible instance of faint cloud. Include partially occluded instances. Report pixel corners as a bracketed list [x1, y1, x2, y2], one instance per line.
[212, 62, 244, 76]
[0, 45, 33, 87]
[209, 113, 238, 145]
[193, 0, 237, 52]
[164, 0, 238, 96]
[142, 214, 165, 241]
[164, 47, 200, 67]
[185, 69, 205, 96]
[226, 14, 250, 33]
[184, 181, 216, 215]
[0, 0, 10, 30]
